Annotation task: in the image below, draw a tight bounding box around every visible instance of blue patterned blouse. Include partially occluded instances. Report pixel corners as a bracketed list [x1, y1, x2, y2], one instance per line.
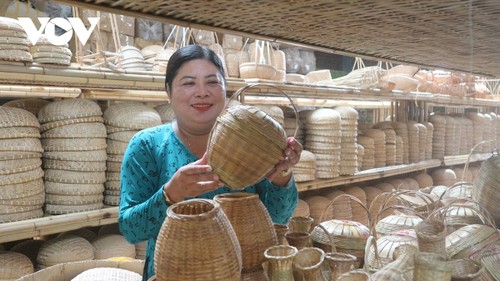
[118, 123, 298, 280]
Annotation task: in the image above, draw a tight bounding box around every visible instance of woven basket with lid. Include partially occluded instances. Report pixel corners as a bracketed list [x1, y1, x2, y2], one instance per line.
[38, 99, 102, 123]
[207, 84, 296, 189]
[104, 102, 162, 130]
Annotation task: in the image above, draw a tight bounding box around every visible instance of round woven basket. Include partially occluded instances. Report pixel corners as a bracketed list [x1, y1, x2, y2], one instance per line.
[239, 62, 277, 79]
[91, 234, 136, 260]
[0, 251, 34, 280]
[36, 235, 95, 268]
[0, 106, 40, 129]
[103, 102, 162, 130]
[154, 199, 242, 281]
[207, 84, 297, 189]
[38, 99, 102, 123]
[472, 155, 500, 226]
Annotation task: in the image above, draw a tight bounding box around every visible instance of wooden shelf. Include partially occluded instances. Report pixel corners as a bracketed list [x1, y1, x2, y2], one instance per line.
[296, 159, 442, 192]
[442, 152, 492, 166]
[296, 152, 491, 192]
[0, 207, 118, 244]
[0, 64, 499, 108]
[0, 152, 491, 244]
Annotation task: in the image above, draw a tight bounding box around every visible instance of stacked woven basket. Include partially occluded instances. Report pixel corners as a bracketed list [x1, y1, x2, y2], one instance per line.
[335, 106, 359, 176]
[103, 102, 162, 205]
[0, 106, 44, 222]
[0, 17, 32, 64]
[30, 35, 72, 66]
[38, 99, 107, 214]
[304, 108, 342, 178]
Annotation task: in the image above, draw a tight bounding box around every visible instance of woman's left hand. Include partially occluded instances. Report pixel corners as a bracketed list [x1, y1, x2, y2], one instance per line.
[267, 137, 303, 182]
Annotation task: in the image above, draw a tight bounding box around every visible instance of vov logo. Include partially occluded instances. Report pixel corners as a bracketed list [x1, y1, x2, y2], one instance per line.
[18, 17, 100, 46]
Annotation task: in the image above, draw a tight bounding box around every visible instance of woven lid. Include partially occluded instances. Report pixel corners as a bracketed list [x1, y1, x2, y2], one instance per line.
[91, 234, 136, 260]
[104, 195, 120, 206]
[41, 137, 107, 152]
[45, 181, 104, 196]
[0, 106, 40, 128]
[71, 267, 142, 281]
[107, 131, 138, 143]
[43, 149, 108, 162]
[0, 251, 34, 279]
[0, 126, 40, 139]
[38, 99, 102, 124]
[334, 106, 359, 119]
[10, 239, 45, 266]
[103, 102, 161, 130]
[306, 108, 341, 125]
[44, 169, 106, 184]
[2, 98, 50, 117]
[0, 178, 44, 200]
[0, 167, 44, 186]
[0, 208, 43, 223]
[37, 235, 94, 267]
[43, 158, 107, 172]
[44, 202, 104, 215]
[41, 122, 107, 139]
[154, 103, 176, 123]
[0, 49, 32, 62]
[40, 117, 104, 133]
[0, 157, 41, 175]
[0, 17, 24, 31]
[45, 193, 104, 205]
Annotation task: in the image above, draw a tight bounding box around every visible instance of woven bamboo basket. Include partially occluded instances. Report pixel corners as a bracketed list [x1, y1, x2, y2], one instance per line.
[292, 247, 325, 281]
[337, 269, 371, 281]
[154, 199, 242, 281]
[449, 258, 483, 281]
[213, 192, 278, 272]
[472, 154, 500, 226]
[413, 252, 452, 281]
[2, 98, 50, 117]
[37, 99, 102, 123]
[415, 219, 447, 254]
[207, 84, 297, 189]
[0, 251, 34, 280]
[311, 194, 371, 268]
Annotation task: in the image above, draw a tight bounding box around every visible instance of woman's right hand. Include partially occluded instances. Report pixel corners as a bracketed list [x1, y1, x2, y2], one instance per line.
[162, 153, 224, 203]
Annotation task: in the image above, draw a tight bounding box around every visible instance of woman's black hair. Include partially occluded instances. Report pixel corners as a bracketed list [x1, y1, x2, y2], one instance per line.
[164, 44, 227, 94]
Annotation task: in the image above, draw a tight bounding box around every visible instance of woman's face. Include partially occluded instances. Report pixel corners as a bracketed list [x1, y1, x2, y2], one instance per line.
[169, 59, 226, 132]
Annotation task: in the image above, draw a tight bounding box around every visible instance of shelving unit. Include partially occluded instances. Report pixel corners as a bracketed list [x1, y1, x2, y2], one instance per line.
[2, 1, 499, 249]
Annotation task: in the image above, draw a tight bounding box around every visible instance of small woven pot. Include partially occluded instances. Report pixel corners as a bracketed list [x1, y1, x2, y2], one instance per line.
[207, 84, 297, 189]
[154, 199, 242, 281]
[292, 247, 325, 281]
[415, 219, 447, 254]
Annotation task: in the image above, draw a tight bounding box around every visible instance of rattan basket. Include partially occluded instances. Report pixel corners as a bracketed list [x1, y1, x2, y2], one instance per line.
[207, 84, 297, 189]
[38, 99, 102, 123]
[213, 192, 277, 272]
[154, 199, 242, 281]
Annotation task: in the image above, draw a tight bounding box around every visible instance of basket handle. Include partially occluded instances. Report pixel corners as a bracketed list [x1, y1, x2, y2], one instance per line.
[316, 223, 337, 253]
[318, 193, 371, 228]
[427, 198, 497, 229]
[224, 83, 299, 138]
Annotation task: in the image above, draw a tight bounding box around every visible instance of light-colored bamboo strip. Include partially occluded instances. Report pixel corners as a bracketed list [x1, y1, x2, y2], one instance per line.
[0, 207, 118, 244]
[83, 89, 168, 101]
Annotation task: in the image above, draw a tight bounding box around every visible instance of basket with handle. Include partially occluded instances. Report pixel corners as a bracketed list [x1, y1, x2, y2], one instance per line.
[310, 194, 371, 268]
[207, 83, 298, 190]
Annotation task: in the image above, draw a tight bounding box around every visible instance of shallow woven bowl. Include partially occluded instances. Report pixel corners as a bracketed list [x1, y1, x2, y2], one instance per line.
[207, 103, 287, 189]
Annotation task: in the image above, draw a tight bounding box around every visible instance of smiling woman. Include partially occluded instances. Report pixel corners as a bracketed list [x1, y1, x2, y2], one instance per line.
[117, 44, 302, 280]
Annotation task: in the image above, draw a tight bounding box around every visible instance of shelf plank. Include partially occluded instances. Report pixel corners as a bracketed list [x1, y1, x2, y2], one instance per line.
[0, 64, 499, 107]
[0, 207, 118, 244]
[296, 159, 442, 192]
[442, 153, 492, 166]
